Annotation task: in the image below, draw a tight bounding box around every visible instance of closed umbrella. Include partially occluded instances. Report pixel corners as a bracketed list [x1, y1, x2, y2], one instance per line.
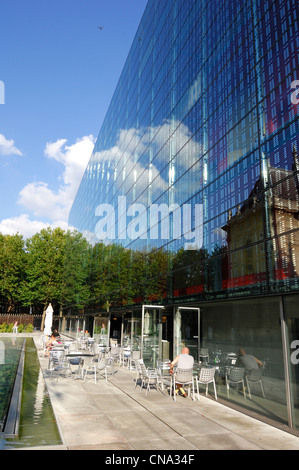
[44, 303, 53, 337]
[144, 311, 150, 335]
[175, 308, 182, 355]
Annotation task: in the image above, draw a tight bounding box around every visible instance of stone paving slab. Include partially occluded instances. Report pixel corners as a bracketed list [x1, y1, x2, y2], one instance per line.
[22, 336, 299, 452]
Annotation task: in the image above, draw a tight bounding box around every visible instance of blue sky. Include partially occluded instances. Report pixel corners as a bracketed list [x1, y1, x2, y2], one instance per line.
[0, 0, 147, 238]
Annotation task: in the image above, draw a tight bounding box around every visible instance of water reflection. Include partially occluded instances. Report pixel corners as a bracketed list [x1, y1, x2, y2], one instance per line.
[0, 341, 4, 365]
[0, 338, 22, 433]
[0, 338, 61, 449]
[33, 368, 46, 424]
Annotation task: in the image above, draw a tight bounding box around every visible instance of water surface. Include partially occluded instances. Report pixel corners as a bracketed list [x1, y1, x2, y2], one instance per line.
[0, 337, 62, 449]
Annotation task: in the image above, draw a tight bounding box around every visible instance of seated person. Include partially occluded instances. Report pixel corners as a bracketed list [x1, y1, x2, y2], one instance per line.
[237, 348, 263, 373]
[52, 328, 61, 340]
[44, 332, 60, 357]
[169, 347, 194, 397]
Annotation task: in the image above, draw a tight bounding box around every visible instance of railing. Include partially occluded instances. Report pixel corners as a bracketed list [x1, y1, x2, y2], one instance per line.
[0, 314, 58, 330]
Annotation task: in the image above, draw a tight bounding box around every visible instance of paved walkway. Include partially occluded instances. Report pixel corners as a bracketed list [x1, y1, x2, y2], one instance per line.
[29, 337, 299, 452]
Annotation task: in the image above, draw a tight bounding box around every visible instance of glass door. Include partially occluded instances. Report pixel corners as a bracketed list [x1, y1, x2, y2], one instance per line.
[123, 312, 142, 350]
[174, 307, 200, 361]
[141, 305, 165, 367]
[93, 314, 109, 346]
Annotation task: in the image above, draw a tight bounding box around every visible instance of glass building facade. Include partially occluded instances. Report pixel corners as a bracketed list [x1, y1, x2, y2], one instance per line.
[67, 0, 299, 430]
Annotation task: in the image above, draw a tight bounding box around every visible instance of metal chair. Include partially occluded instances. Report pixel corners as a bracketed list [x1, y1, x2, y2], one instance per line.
[68, 356, 84, 379]
[68, 341, 80, 353]
[225, 352, 238, 366]
[82, 355, 98, 383]
[199, 348, 209, 365]
[130, 350, 141, 370]
[134, 359, 143, 389]
[47, 350, 70, 381]
[83, 356, 114, 383]
[121, 347, 131, 368]
[172, 368, 195, 401]
[139, 360, 158, 396]
[109, 346, 121, 365]
[195, 367, 217, 400]
[48, 349, 64, 368]
[157, 360, 172, 397]
[97, 357, 114, 383]
[246, 368, 265, 399]
[95, 344, 107, 356]
[226, 367, 246, 399]
[87, 338, 95, 352]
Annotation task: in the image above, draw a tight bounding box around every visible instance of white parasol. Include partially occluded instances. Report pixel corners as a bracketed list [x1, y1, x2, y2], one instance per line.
[175, 308, 182, 354]
[144, 311, 150, 335]
[44, 303, 53, 337]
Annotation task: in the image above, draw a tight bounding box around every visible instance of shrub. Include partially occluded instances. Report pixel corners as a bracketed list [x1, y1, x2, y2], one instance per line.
[25, 323, 34, 333]
[0, 322, 8, 332]
[0, 322, 34, 333]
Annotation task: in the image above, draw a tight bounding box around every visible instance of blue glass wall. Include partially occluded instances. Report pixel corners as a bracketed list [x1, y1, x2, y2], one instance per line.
[69, 0, 299, 306]
[67, 0, 299, 430]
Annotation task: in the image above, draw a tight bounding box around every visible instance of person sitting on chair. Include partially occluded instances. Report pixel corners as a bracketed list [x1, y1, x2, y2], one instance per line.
[44, 332, 60, 357]
[169, 347, 194, 397]
[237, 348, 263, 374]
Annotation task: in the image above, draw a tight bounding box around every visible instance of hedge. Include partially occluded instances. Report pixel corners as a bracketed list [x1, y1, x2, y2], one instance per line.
[0, 322, 34, 333]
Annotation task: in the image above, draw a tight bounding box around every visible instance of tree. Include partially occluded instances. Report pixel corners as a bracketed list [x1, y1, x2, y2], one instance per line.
[88, 243, 130, 309]
[61, 230, 91, 312]
[0, 233, 27, 311]
[23, 227, 67, 312]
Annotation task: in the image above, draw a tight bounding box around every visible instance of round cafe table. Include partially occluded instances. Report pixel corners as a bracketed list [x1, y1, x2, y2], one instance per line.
[65, 352, 95, 379]
[65, 351, 95, 357]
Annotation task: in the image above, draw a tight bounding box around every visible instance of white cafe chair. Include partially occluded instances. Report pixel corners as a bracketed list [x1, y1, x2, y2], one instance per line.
[195, 367, 217, 400]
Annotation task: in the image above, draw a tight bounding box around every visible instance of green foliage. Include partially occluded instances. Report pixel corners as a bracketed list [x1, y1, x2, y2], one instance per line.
[0, 226, 173, 315]
[61, 230, 91, 309]
[0, 322, 8, 332]
[0, 233, 26, 311]
[0, 322, 34, 333]
[24, 323, 34, 333]
[23, 227, 67, 308]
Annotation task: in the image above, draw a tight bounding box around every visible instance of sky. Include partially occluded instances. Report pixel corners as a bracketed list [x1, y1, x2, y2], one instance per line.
[0, 0, 148, 239]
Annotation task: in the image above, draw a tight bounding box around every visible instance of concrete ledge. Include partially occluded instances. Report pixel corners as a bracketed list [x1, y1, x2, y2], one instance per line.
[2, 339, 25, 437]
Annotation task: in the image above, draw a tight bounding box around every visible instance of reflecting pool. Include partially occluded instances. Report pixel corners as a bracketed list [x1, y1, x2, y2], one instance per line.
[0, 337, 62, 449]
[0, 337, 23, 432]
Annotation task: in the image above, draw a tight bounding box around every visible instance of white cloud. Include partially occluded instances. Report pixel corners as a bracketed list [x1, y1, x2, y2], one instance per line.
[0, 134, 23, 156]
[0, 122, 203, 239]
[44, 138, 68, 161]
[0, 135, 95, 238]
[50, 135, 95, 189]
[18, 182, 69, 221]
[18, 134, 95, 223]
[92, 120, 203, 204]
[0, 214, 69, 239]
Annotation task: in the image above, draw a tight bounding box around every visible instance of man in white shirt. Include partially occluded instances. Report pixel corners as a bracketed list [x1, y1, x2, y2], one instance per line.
[169, 347, 194, 397]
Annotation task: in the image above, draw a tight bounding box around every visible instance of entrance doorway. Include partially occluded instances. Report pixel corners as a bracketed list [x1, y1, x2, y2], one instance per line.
[110, 315, 122, 344]
[141, 305, 173, 367]
[174, 307, 200, 361]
